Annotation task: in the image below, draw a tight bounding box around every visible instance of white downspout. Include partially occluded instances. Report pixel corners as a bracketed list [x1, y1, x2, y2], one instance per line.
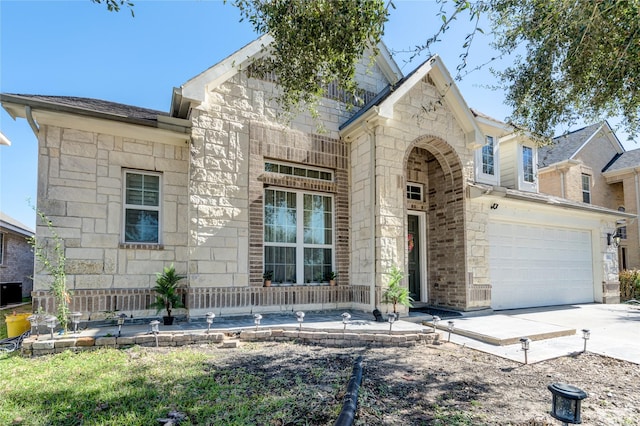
[25, 106, 40, 136]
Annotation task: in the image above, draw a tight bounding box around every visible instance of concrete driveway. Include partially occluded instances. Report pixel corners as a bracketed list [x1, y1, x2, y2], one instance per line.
[444, 303, 640, 364]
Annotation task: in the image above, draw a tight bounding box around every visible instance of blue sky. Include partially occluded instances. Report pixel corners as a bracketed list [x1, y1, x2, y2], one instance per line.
[0, 1, 625, 229]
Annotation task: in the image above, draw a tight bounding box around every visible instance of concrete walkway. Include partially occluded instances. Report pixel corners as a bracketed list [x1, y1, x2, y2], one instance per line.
[441, 303, 640, 365]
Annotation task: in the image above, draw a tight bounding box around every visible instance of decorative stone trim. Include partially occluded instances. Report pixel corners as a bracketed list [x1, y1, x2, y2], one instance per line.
[20, 328, 441, 357]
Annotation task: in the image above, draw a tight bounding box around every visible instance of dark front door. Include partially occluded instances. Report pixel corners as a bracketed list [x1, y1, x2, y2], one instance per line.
[408, 214, 421, 301]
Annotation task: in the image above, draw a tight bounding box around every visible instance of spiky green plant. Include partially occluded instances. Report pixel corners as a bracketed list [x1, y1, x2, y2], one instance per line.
[149, 264, 185, 318]
[381, 265, 414, 314]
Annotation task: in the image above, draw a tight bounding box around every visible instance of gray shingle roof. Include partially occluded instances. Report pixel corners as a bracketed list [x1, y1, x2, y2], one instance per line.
[0, 211, 34, 236]
[2, 94, 168, 124]
[538, 123, 603, 167]
[603, 148, 640, 173]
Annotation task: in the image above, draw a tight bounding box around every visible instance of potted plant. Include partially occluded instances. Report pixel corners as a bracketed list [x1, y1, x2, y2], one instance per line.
[381, 265, 414, 314]
[326, 271, 337, 286]
[150, 264, 185, 325]
[263, 270, 273, 287]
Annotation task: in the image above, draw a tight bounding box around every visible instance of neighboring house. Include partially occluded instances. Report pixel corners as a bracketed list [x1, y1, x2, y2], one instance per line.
[538, 122, 640, 270]
[0, 212, 34, 305]
[0, 36, 629, 317]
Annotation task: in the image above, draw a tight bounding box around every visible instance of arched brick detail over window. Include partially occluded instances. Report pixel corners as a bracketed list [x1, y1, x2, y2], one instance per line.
[404, 136, 467, 310]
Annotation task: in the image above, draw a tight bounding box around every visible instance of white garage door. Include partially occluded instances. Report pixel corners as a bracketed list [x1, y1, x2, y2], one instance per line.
[489, 222, 594, 310]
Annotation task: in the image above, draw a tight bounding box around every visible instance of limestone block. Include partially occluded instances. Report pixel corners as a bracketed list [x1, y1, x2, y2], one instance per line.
[66, 248, 104, 260]
[32, 340, 55, 350]
[391, 335, 408, 343]
[134, 335, 156, 345]
[208, 333, 224, 343]
[95, 337, 117, 346]
[66, 202, 106, 219]
[222, 340, 240, 348]
[282, 330, 299, 339]
[239, 330, 256, 340]
[75, 337, 95, 347]
[55, 338, 76, 348]
[117, 337, 136, 345]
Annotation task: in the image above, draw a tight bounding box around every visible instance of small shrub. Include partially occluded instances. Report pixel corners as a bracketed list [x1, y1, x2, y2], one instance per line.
[619, 269, 640, 301]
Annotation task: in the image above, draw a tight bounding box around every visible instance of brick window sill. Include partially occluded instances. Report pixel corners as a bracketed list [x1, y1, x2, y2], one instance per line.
[119, 243, 164, 250]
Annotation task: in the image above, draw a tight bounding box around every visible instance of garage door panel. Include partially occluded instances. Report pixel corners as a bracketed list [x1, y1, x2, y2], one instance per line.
[489, 222, 594, 310]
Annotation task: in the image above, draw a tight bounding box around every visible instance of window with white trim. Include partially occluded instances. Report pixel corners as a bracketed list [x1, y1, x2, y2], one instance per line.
[264, 188, 334, 284]
[0, 233, 4, 265]
[265, 162, 333, 181]
[581, 174, 591, 203]
[406, 183, 423, 201]
[522, 146, 535, 183]
[123, 170, 161, 244]
[475, 135, 499, 184]
[482, 136, 495, 175]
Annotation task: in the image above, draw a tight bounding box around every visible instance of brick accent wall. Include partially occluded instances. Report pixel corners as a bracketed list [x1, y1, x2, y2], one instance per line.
[0, 230, 34, 299]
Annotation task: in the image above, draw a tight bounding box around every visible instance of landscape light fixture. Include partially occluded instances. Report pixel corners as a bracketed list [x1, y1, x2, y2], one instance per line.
[254, 313, 262, 330]
[117, 313, 127, 337]
[432, 315, 440, 333]
[447, 320, 455, 342]
[295, 311, 305, 330]
[607, 229, 622, 248]
[387, 313, 396, 334]
[46, 316, 57, 340]
[520, 337, 531, 364]
[341, 312, 351, 331]
[70, 312, 82, 335]
[548, 382, 588, 425]
[206, 312, 215, 334]
[27, 313, 42, 340]
[150, 320, 160, 347]
[581, 329, 590, 353]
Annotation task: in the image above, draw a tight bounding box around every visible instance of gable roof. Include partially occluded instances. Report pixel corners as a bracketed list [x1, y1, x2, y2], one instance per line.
[539, 122, 624, 168]
[171, 35, 403, 119]
[339, 55, 485, 149]
[0, 211, 34, 237]
[603, 148, 640, 173]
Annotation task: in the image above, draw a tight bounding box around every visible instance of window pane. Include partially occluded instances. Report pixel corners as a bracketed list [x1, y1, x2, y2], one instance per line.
[304, 248, 332, 282]
[482, 136, 494, 175]
[264, 246, 296, 283]
[124, 209, 159, 243]
[126, 173, 159, 206]
[264, 189, 297, 243]
[0, 233, 4, 264]
[522, 146, 534, 183]
[303, 194, 332, 244]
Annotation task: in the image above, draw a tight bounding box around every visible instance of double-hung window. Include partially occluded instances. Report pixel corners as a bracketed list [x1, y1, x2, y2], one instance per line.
[475, 135, 498, 185]
[581, 174, 591, 203]
[264, 188, 333, 284]
[522, 146, 534, 183]
[123, 170, 161, 244]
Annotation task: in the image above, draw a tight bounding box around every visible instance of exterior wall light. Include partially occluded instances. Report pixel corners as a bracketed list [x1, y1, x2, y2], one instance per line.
[582, 329, 590, 353]
[607, 229, 622, 248]
[116, 313, 127, 337]
[432, 315, 440, 333]
[206, 312, 215, 334]
[447, 320, 454, 342]
[548, 382, 588, 424]
[254, 313, 262, 330]
[150, 320, 160, 347]
[70, 312, 82, 335]
[295, 311, 305, 330]
[387, 313, 396, 334]
[520, 337, 531, 364]
[46, 316, 57, 340]
[28, 313, 43, 340]
[341, 312, 351, 331]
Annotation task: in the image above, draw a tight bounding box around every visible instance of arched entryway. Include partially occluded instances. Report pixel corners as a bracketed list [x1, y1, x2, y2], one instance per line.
[404, 136, 467, 309]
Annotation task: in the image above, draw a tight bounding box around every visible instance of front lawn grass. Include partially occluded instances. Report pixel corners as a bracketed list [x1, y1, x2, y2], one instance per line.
[0, 345, 346, 425]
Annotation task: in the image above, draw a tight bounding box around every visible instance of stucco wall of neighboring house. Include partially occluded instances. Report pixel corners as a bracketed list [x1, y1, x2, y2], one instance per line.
[0, 229, 34, 299]
[538, 168, 564, 198]
[33, 124, 189, 317]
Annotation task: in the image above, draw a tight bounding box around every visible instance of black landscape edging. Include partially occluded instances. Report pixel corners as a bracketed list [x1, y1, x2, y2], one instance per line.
[334, 355, 363, 426]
